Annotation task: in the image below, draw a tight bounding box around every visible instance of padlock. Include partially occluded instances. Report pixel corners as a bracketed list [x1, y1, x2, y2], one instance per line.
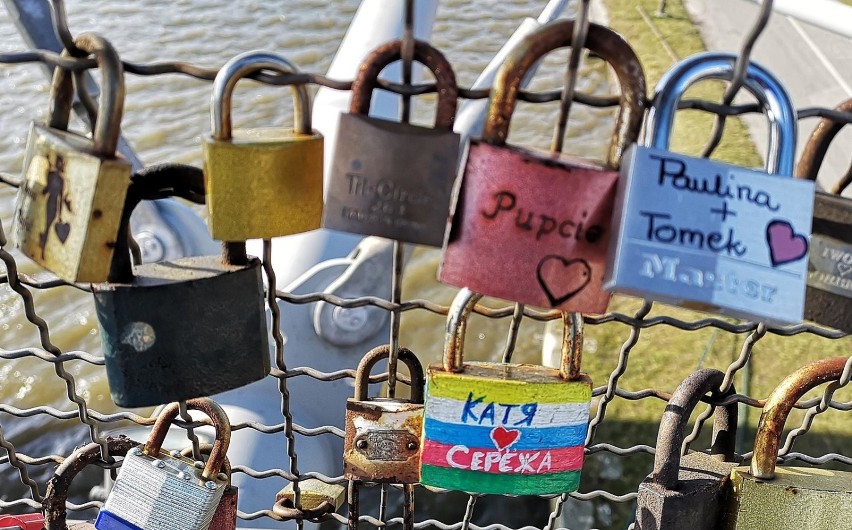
[12, 33, 131, 283]
[273, 479, 345, 520]
[726, 356, 852, 528]
[420, 288, 593, 495]
[605, 52, 814, 324]
[96, 399, 231, 530]
[795, 98, 852, 332]
[323, 39, 461, 246]
[42, 435, 138, 530]
[91, 163, 270, 407]
[203, 50, 323, 240]
[344, 344, 425, 483]
[440, 19, 647, 312]
[635, 368, 741, 529]
[179, 444, 237, 530]
[0, 514, 44, 530]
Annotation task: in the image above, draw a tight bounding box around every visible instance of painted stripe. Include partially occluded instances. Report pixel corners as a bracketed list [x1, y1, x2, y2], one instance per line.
[421, 464, 581, 495]
[427, 370, 592, 404]
[421, 440, 584, 474]
[95, 510, 143, 530]
[425, 396, 589, 427]
[423, 418, 587, 450]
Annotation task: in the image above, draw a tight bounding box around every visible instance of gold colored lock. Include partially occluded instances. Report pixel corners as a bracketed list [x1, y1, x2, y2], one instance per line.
[202, 51, 323, 241]
[13, 33, 131, 283]
[276, 479, 345, 512]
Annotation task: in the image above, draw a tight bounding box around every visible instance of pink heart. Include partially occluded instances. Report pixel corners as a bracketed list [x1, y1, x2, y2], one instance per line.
[766, 220, 808, 267]
[490, 426, 521, 451]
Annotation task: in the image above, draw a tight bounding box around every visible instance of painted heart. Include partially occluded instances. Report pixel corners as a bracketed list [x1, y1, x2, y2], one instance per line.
[53, 222, 71, 243]
[490, 426, 521, 451]
[536, 255, 592, 307]
[838, 262, 852, 277]
[766, 220, 808, 267]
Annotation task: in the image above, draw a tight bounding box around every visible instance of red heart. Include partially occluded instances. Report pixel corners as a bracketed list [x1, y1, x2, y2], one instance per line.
[490, 426, 521, 451]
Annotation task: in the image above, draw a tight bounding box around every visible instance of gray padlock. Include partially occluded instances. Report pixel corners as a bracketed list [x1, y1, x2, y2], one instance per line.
[635, 368, 740, 529]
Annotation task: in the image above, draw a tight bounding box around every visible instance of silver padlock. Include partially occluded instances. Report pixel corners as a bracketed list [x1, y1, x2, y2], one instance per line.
[605, 52, 814, 324]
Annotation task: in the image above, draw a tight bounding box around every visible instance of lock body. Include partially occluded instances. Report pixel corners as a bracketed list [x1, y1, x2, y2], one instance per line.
[92, 256, 270, 407]
[276, 479, 345, 512]
[421, 362, 592, 495]
[207, 486, 238, 530]
[441, 142, 617, 311]
[344, 398, 424, 483]
[803, 192, 852, 332]
[13, 124, 130, 282]
[606, 145, 813, 324]
[324, 114, 460, 246]
[203, 128, 323, 240]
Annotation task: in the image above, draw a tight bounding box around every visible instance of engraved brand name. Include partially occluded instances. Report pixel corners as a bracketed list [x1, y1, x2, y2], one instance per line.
[446, 446, 553, 473]
[480, 191, 604, 244]
[822, 245, 852, 267]
[346, 173, 432, 206]
[461, 392, 537, 426]
[640, 252, 778, 302]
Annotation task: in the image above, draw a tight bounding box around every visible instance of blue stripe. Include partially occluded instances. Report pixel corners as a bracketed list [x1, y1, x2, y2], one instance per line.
[95, 510, 142, 530]
[423, 418, 587, 450]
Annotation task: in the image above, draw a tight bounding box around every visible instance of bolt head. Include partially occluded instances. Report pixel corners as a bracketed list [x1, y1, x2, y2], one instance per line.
[205, 481, 218, 490]
[355, 439, 368, 450]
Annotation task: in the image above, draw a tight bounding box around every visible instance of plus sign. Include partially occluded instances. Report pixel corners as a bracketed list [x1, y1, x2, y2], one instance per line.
[710, 201, 737, 221]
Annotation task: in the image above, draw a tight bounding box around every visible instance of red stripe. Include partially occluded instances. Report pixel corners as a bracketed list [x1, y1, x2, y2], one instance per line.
[421, 439, 585, 475]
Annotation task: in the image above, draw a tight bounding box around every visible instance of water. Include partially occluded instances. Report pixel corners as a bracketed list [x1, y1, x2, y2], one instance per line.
[0, 0, 618, 515]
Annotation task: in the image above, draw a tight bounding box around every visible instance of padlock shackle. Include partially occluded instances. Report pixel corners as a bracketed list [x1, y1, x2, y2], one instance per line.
[645, 52, 797, 177]
[796, 98, 852, 194]
[48, 32, 125, 158]
[481, 19, 646, 169]
[350, 39, 458, 131]
[179, 442, 232, 487]
[751, 356, 849, 480]
[145, 398, 232, 481]
[650, 369, 738, 489]
[443, 288, 583, 379]
[42, 436, 137, 530]
[210, 50, 311, 139]
[352, 344, 425, 403]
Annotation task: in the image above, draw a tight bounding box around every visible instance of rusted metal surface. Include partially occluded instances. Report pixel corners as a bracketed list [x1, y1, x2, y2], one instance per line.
[276, 478, 345, 515]
[179, 444, 237, 530]
[796, 98, 852, 192]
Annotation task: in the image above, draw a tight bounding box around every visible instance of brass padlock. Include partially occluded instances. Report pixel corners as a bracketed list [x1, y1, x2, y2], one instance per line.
[344, 344, 425, 484]
[203, 51, 323, 240]
[13, 33, 131, 283]
[179, 444, 237, 530]
[323, 39, 461, 246]
[635, 368, 740, 529]
[42, 435, 138, 530]
[92, 164, 270, 407]
[274, 479, 345, 520]
[795, 98, 852, 333]
[726, 357, 852, 528]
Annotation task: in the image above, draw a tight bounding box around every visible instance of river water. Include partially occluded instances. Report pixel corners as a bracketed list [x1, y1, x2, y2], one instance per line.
[0, 0, 619, 518]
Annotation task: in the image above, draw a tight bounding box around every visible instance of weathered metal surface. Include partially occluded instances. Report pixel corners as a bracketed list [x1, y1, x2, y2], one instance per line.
[344, 344, 425, 483]
[440, 20, 646, 312]
[13, 33, 131, 283]
[726, 357, 852, 529]
[179, 443, 237, 530]
[635, 369, 740, 530]
[606, 52, 812, 324]
[275, 478, 344, 519]
[795, 98, 852, 333]
[203, 51, 323, 241]
[323, 39, 460, 246]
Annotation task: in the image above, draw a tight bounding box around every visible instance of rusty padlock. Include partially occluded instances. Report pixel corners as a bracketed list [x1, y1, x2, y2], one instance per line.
[42, 435, 138, 530]
[795, 98, 852, 333]
[91, 164, 270, 407]
[726, 357, 852, 528]
[203, 50, 323, 240]
[179, 444, 237, 530]
[12, 33, 131, 283]
[344, 344, 425, 484]
[605, 52, 813, 324]
[0, 514, 45, 530]
[635, 368, 740, 529]
[440, 19, 646, 312]
[323, 39, 461, 246]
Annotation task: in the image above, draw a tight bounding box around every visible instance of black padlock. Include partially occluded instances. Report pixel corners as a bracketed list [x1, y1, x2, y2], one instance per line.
[91, 164, 270, 407]
[796, 97, 852, 333]
[634, 369, 740, 529]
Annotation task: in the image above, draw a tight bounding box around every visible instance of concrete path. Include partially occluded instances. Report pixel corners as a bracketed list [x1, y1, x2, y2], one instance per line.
[684, 0, 852, 194]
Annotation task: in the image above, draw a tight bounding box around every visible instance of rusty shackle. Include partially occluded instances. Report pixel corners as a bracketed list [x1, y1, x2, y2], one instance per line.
[651, 369, 738, 489]
[179, 442, 232, 487]
[482, 19, 646, 169]
[48, 32, 125, 157]
[353, 344, 425, 404]
[144, 398, 231, 481]
[349, 39, 459, 131]
[751, 356, 850, 479]
[442, 288, 584, 380]
[796, 98, 852, 194]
